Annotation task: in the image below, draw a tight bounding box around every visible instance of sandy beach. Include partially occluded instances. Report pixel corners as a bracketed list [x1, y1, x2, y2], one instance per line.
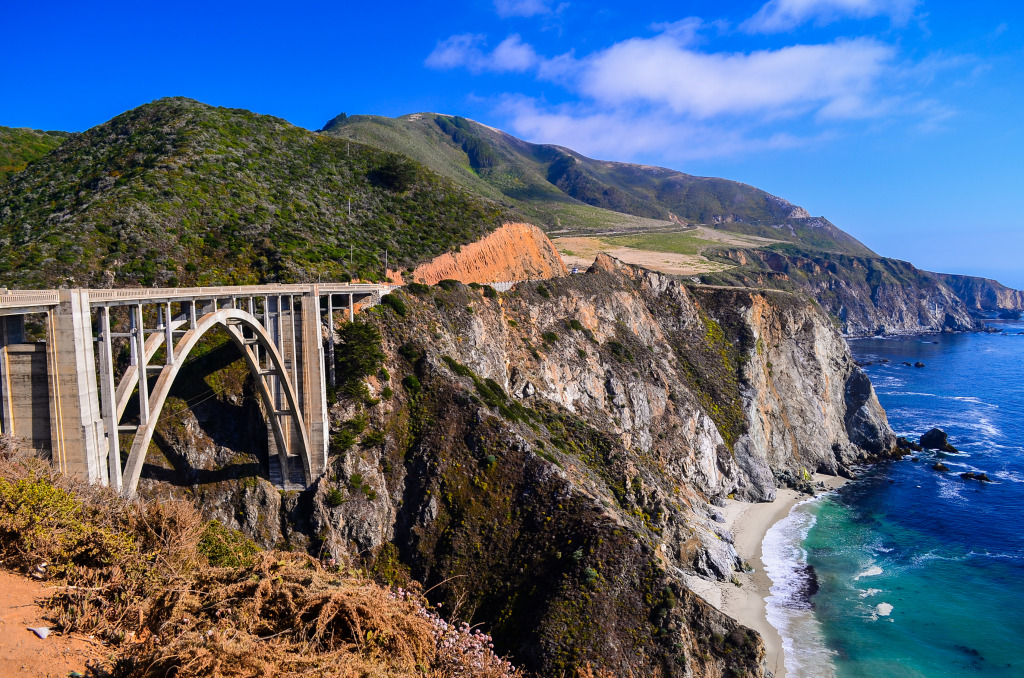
[684, 475, 847, 678]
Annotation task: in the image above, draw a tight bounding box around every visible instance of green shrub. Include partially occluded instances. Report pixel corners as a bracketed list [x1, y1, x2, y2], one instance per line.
[198, 520, 259, 568]
[436, 279, 460, 291]
[362, 430, 386, 446]
[331, 429, 356, 453]
[542, 331, 559, 344]
[381, 386, 393, 399]
[402, 374, 421, 394]
[536, 284, 550, 299]
[483, 285, 498, 299]
[398, 342, 421, 362]
[336, 322, 385, 389]
[325, 488, 345, 507]
[406, 282, 430, 295]
[607, 340, 634, 363]
[568, 319, 584, 331]
[380, 293, 407, 316]
[582, 567, 599, 585]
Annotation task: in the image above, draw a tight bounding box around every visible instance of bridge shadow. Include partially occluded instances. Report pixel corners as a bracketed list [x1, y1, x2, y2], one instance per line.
[133, 330, 271, 490]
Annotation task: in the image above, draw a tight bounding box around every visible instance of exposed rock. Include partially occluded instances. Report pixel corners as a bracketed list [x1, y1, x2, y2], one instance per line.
[921, 428, 959, 453]
[403, 222, 567, 285]
[897, 436, 924, 452]
[140, 253, 894, 677]
[960, 472, 992, 482]
[936, 273, 1024, 313]
[707, 248, 984, 336]
[914, 361, 926, 368]
[933, 462, 949, 472]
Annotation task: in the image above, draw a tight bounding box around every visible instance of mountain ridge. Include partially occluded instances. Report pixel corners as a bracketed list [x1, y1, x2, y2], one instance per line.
[324, 111, 875, 255]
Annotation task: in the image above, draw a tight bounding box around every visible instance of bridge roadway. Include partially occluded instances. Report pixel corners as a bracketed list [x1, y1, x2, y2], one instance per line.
[0, 283, 394, 496]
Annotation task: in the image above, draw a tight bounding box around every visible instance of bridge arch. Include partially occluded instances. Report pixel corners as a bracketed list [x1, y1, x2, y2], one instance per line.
[119, 307, 313, 498]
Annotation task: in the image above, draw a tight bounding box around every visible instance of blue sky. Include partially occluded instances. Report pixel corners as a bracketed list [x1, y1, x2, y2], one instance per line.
[2, 0, 1022, 286]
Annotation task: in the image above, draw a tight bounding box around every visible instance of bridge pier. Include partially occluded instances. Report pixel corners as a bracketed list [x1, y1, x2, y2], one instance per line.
[47, 290, 106, 484]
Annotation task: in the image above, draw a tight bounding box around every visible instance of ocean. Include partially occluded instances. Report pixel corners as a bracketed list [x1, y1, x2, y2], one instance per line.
[763, 319, 1024, 678]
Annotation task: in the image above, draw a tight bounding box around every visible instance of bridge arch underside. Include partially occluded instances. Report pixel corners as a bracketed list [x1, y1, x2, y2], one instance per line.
[129, 330, 269, 491]
[119, 308, 314, 498]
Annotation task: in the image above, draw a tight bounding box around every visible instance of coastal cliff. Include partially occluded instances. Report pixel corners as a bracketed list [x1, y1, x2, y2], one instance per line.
[137, 254, 893, 676]
[705, 247, 984, 335]
[933, 272, 1024, 312]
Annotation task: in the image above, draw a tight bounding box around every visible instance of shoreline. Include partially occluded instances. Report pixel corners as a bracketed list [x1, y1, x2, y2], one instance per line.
[684, 474, 847, 678]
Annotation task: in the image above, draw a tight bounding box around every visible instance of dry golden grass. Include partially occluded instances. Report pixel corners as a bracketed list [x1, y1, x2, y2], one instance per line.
[0, 438, 519, 678]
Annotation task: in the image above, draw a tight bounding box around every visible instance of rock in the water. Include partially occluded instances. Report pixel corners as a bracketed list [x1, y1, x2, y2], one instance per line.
[902, 361, 913, 366]
[932, 463, 949, 472]
[960, 472, 992, 482]
[914, 361, 925, 368]
[896, 436, 924, 452]
[920, 428, 958, 453]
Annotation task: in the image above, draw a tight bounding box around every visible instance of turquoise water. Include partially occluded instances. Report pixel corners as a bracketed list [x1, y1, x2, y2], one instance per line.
[766, 321, 1024, 678]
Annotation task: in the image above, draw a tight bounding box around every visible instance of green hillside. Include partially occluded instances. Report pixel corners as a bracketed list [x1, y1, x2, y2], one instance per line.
[0, 126, 69, 182]
[0, 99, 513, 288]
[325, 113, 874, 255]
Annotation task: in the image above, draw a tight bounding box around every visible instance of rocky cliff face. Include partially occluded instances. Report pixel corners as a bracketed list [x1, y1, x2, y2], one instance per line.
[707, 247, 983, 336]
[136, 255, 894, 676]
[399, 222, 567, 285]
[934, 272, 1024, 312]
[310, 255, 891, 675]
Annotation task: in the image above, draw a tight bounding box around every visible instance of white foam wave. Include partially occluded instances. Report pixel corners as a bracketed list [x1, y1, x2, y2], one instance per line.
[952, 396, 998, 408]
[854, 565, 883, 580]
[993, 470, 1024, 483]
[763, 502, 837, 678]
[859, 588, 881, 598]
[876, 602, 893, 616]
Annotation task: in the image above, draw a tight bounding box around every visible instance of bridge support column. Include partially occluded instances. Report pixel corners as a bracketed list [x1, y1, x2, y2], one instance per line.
[0, 316, 23, 435]
[47, 290, 106, 484]
[301, 289, 329, 478]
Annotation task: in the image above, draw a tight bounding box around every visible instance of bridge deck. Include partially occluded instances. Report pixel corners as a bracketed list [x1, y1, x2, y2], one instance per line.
[0, 283, 394, 316]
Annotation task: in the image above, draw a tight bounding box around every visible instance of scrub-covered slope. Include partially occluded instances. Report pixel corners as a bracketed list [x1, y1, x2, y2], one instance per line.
[0, 98, 514, 288]
[0, 125, 68, 182]
[325, 112, 874, 254]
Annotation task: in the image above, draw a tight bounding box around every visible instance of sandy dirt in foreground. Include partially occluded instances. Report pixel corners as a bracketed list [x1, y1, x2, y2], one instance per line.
[0, 570, 107, 676]
[683, 474, 847, 678]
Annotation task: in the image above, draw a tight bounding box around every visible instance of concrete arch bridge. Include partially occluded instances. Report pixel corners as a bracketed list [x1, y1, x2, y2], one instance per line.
[0, 283, 392, 497]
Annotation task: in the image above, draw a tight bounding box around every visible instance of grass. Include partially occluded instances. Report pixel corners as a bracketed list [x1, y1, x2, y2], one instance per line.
[600, 231, 717, 256]
[0, 438, 521, 677]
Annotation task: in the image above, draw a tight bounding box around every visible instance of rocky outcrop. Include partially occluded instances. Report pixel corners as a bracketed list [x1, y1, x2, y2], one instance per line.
[137, 254, 894, 676]
[302, 254, 892, 675]
[706, 247, 983, 335]
[401, 222, 567, 285]
[934, 272, 1024, 312]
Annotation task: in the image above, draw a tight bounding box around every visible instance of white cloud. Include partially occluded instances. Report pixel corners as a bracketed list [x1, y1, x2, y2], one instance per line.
[501, 96, 823, 160]
[426, 34, 540, 74]
[742, 0, 918, 33]
[577, 35, 894, 119]
[494, 0, 551, 18]
[427, 17, 961, 161]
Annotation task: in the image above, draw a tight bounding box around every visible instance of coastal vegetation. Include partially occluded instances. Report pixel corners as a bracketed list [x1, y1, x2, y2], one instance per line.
[0, 439, 520, 676]
[0, 98, 514, 288]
